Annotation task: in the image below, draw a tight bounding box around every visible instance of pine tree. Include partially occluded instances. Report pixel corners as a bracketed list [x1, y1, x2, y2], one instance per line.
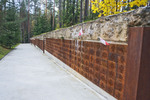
[0, 1, 20, 48]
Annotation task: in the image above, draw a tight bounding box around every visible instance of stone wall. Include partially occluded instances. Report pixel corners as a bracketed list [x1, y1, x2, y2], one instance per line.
[31, 7, 150, 42]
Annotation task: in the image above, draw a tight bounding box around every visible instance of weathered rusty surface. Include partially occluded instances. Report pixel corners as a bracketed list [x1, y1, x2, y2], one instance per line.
[124, 27, 150, 100]
[137, 27, 150, 100]
[43, 40, 45, 53]
[39, 38, 128, 100]
[123, 27, 143, 100]
[31, 39, 44, 51]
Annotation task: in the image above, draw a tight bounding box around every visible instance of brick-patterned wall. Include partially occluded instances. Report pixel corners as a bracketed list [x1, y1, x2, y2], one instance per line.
[30, 39, 36, 46]
[44, 38, 127, 100]
[31, 39, 44, 51]
[31, 38, 127, 100]
[37, 39, 44, 51]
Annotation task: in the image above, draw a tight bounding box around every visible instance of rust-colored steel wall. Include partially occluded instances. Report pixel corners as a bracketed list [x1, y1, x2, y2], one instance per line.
[124, 27, 150, 100]
[31, 39, 44, 52]
[37, 39, 44, 51]
[30, 39, 36, 46]
[45, 38, 127, 100]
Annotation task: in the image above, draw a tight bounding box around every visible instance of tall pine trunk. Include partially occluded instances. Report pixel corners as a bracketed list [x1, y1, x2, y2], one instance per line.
[72, 0, 75, 24]
[84, 0, 89, 21]
[59, 0, 62, 28]
[62, 0, 65, 27]
[89, 0, 92, 19]
[75, 0, 78, 23]
[19, 0, 22, 43]
[28, 0, 30, 42]
[45, 0, 47, 17]
[80, 0, 83, 22]
[52, 0, 55, 30]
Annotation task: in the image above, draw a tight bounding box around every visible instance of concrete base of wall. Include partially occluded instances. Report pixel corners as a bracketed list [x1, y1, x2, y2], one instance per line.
[44, 50, 117, 100]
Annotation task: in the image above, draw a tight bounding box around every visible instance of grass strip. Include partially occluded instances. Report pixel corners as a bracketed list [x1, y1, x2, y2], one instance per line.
[0, 44, 20, 60]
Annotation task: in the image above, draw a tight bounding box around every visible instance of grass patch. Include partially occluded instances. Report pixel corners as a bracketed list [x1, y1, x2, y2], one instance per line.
[0, 44, 20, 60]
[0, 46, 11, 59]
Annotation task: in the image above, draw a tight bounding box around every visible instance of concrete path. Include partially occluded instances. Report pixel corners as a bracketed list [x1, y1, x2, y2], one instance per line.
[0, 44, 103, 100]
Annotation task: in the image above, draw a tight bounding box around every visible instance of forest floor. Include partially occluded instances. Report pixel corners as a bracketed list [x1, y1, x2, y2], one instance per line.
[0, 44, 104, 100]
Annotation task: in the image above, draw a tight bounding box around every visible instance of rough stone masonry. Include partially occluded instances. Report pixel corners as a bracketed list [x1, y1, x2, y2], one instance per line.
[31, 7, 150, 42]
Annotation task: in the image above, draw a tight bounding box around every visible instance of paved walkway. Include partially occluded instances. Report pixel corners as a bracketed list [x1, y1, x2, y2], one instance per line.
[0, 44, 103, 100]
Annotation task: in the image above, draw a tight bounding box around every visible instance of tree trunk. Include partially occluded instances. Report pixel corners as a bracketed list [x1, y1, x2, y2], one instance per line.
[19, 0, 22, 43]
[46, 0, 47, 17]
[84, 0, 89, 21]
[52, 0, 55, 30]
[62, 0, 65, 27]
[0, 1, 2, 25]
[72, 0, 75, 24]
[89, 0, 92, 18]
[51, 13, 53, 30]
[116, 0, 118, 12]
[80, 0, 83, 23]
[59, 0, 62, 28]
[28, 0, 30, 43]
[75, 0, 78, 23]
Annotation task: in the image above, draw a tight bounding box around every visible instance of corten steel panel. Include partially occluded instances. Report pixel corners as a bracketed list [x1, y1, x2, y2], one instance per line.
[124, 27, 150, 100]
[137, 27, 150, 100]
[45, 38, 128, 100]
[123, 27, 143, 100]
[43, 40, 45, 53]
